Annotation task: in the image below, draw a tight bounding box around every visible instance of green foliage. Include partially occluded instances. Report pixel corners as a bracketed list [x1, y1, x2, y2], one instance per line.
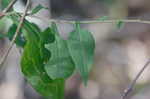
[0, 23, 25, 47]
[45, 23, 75, 79]
[7, 24, 26, 47]
[20, 20, 65, 99]
[0, 0, 127, 98]
[9, 15, 64, 98]
[7, 13, 95, 99]
[31, 4, 48, 15]
[1, 0, 11, 9]
[67, 23, 95, 85]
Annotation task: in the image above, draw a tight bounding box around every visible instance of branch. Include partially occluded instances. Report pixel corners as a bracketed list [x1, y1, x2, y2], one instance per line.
[0, 0, 30, 68]
[121, 59, 150, 99]
[27, 15, 150, 24]
[49, 19, 150, 24]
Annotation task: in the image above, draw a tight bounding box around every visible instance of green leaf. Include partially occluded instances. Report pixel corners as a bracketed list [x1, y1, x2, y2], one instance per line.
[21, 21, 65, 99]
[9, 14, 65, 99]
[22, 42, 65, 99]
[67, 23, 95, 85]
[116, 20, 124, 29]
[0, 23, 26, 47]
[45, 23, 75, 79]
[31, 4, 48, 15]
[11, 19, 64, 99]
[1, 0, 11, 9]
[21, 40, 65, 99]
[7, 24, 26, 47]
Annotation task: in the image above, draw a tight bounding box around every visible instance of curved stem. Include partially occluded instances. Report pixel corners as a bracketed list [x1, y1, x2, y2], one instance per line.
[122, 59, 150, 99]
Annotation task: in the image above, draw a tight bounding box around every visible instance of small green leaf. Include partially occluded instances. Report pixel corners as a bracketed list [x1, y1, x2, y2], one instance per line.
[116, 20, 124, 29]
[45, 23, 75, 79]
[31, 4, 48, 15]
[67, 22, 95, 85]
[21, 40, 65, 99]
[7, 24, 26, 47]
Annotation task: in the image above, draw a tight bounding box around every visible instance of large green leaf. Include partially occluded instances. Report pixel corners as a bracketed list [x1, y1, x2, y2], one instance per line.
[45, 23, 75, 79]
[9, 15, 65, 99]
[20, 21, 65, 99]
[67, 23, 95, 85]
[21, 40, 64, 99]
[22, 40, 64, 98]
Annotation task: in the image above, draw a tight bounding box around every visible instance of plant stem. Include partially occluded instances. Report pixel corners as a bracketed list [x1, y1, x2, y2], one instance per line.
[26, 15, 150, 24]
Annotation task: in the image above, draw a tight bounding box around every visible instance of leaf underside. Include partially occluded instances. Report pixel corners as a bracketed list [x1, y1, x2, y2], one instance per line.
[67, 23, 95, 85]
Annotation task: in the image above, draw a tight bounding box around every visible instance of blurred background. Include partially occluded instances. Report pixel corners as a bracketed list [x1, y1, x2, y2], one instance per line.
[1, 0, 150, 99]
